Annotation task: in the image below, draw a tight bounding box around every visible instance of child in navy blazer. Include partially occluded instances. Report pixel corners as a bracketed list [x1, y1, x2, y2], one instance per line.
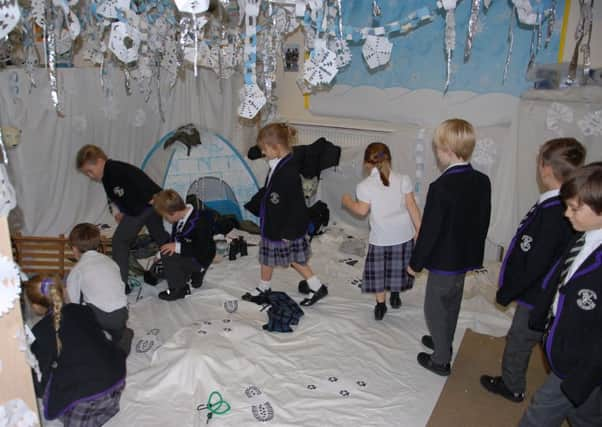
[519, 163, 602, 427]
[481, 138, 585, 402]
[408, 119, 491, 376]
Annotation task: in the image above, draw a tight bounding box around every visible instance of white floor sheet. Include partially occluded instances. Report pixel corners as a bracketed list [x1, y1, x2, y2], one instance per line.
[99, 228, 512, 427]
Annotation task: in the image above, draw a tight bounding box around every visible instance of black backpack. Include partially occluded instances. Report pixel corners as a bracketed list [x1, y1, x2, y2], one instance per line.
[307, 201, 330, 238]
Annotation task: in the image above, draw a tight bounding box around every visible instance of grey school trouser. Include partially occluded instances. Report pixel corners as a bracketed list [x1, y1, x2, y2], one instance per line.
[502, 304, 543, 394]
[112, 207, 169, 285]
[519, 373, 602, 427]
[424, 271, 465, 365]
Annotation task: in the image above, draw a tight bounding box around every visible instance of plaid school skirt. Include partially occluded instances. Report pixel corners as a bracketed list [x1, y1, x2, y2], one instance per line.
[259, 236, 311, 267]
[362, 240, 414, 293]
[59, 383, 124, 427]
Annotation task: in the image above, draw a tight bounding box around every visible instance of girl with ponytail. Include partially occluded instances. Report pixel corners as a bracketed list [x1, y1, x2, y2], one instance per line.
[342, 142, 422, 320]
[25, 275, 126, 426]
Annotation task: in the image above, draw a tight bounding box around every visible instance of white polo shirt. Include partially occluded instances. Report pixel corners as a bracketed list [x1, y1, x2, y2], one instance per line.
[356, 168, 415, 246]
[66, 250, 127, 313]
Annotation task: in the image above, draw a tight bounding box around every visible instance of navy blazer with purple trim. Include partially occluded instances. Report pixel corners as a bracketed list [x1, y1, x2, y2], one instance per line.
[170, 207, 216, 266]
[529, 235, 602, 406]
[409, 164, 491, 274]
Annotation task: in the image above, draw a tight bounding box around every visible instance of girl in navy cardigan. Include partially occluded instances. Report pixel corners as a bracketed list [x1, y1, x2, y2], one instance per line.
[26, 276, 126, 426]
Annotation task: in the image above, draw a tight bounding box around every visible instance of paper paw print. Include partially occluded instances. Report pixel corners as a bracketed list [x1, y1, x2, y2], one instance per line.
[252, 402, 274, 422]
[356, 380, 367, 387]
[306, 384, 317, 390]
[223, 327, 232, 333]
[339, 390, 350, 397]
[328, 376, 338, 382]
[245, 385, 262, 399]
[351, 278, 363, 288]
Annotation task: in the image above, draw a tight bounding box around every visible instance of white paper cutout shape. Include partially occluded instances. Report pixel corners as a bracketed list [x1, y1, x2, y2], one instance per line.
[0, 254, 20, 317]
[546, 102, 574, 135]
[15, 325, 41, 382]
[362, 35, 393, 69]
[239, 83, 266, 119]
[31, 0, 46, 27]
[330, 38, 352, 68]
[109, 22, 142, 64]
[304, 48, 338, 86]
[96, 0, 131, 19]
[0, 165, 16, 218]
[0, 0, 21, 39]
[578, 110, 602, 136]
[472, 138, 497, 167]
[0, 399, 38, 427]
[174, 0, 209, 14]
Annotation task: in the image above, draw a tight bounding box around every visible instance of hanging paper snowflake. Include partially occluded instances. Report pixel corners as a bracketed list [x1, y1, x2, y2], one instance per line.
[109, 22, 142, 64]
[304, 47, 338, 86]
[329, 38, 352, 68]
[296, 76, 314, 95]
[472, 138, 497, 167]
[546, 102, 574, 135]
[577, 110, 602, 136]
[0, 0, 21, 39]
[362, 35, 393, 69]
[96, 0, 132, 20]
[239, 83, 267, 119]
[174, 0, 209, 14]
[0, 255, 21, 317]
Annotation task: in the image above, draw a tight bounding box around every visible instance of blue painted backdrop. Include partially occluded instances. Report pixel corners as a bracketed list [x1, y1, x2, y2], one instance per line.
[336, 0, 564, 96]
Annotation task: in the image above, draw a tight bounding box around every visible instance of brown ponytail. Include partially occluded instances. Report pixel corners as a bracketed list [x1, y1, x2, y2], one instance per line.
[24, 275, 65, 355]
[257, 122, 297, 151]
[364, 142, 392, 187]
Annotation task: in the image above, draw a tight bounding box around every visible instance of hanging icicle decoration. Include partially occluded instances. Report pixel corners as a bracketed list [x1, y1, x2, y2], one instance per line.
[535, 10, 542, 54]
[544, 0, 556, 48]
[526, 18, 536, 77]
[580, 0, 593, 76]
[566, 0, 590, 85]
[444, 10, 456, 92]
[503, 5, 516, 84]
[45, 2, 63, 116]
[336, 0, 343, 37]
[372, 0, 381, 17]
[464, 0, 481, 62]
[124, 67, 132, 96]
[154, 52, 165, 122]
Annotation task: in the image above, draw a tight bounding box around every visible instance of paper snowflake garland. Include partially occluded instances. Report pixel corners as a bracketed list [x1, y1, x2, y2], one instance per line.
[362, 35, 393, 69]
[96, 0, 131, 20]
[330, 38, 352, 68]
[109, 22, 142, 64]
[304, 47, 338, 86]
[0, 255, 20, 317]
[546, 102, 574, 135]
[578, 110, 602, 137]
[239, 83, 266, 119]
[0, 0, 21, 40]
[0, 399, 38, 427]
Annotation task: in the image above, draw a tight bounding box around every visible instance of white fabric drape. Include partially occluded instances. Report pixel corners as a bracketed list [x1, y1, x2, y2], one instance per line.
[0, 67, 245, 236]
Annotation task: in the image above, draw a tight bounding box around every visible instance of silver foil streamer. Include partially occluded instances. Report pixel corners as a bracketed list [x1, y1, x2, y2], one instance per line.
[536, 11, 542, 54]
[545, 1, 556, 48]
[567, 0, 590, 84]
[45, 3, 63, 116]
[154, 53, 165, 122]
[444, 10, 456, 93]
[124, 67, 132, 96]
[526, 19, 536, 77]
[193, 15, 200, 77]
[336, 0, 343, 37]
[464, 0, 481, 62]
[503, 6, 515, 84]
[580, 0, 594, 76]
[372, 0, 381, 17]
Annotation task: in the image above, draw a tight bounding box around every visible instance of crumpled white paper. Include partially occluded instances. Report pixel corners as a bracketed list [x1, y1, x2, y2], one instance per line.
[0, 254, 19, 318]
[362, 35, 393, 69]
[0, 399, 38, 427]
[512, 0, 537, 25]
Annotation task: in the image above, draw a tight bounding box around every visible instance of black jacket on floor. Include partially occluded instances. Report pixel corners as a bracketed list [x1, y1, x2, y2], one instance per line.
[102, 159, 162, 216]
[529, 235, 602, 406]
[245, 154, 309, 240]
[410, 164, 491, 274]
[171, 207, 216, 266]
[496, 196, 574, 307]
[31, 304, 126, 420]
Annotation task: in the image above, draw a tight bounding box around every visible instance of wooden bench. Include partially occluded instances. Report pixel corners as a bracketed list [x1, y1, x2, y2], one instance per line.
[11, 233, 112, 278]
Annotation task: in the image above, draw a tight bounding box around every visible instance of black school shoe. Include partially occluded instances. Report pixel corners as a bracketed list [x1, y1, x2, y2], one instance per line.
[421, 335, 453, 356]
[158, 286, 190, 301]
[300, 285, 328, 306]
[417, 352, 451, 376]
[390, 292, 401, 309]
[480, 375, 525, 403]
[374, 302, 387, 320]
[298, 280, 311, 294]
[189, 269, 207, 289]
[242, 289, 272, 305]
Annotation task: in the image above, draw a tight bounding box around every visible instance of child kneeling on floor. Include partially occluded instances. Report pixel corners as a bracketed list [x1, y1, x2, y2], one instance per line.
[342, 142, 421, 320]
[242, 123, 327, 306]
[26, 275, 126, 426]
[519, 162, 602, 427]
[152, 189, 216, 301]
[67, 223, 133, 354]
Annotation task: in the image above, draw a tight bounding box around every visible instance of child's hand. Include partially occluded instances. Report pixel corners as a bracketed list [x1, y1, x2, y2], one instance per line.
[160, 243, 176, 256]
[342, 194, 353, 207]
[114, 212, 124, 223]
[407, 266, 416, 277]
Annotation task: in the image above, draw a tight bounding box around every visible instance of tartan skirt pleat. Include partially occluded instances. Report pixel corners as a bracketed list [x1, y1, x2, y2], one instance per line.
[362, 240, 414, 293]
[59, 385, 124, 427]
[259, 236, 311, 267]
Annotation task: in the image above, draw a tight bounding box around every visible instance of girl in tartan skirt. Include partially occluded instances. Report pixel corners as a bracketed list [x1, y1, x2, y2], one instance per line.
[26, 276, 126, 427]
[242, 123, 328, 306]
[343, 142, 422, 320]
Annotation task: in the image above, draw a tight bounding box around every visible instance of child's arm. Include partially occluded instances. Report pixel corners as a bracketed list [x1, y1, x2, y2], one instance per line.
[342, 194, 370, 217]
[405, 192, 422, 237]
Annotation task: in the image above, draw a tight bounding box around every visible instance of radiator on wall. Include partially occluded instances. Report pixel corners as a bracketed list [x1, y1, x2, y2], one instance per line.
[290, 122, 393, 148]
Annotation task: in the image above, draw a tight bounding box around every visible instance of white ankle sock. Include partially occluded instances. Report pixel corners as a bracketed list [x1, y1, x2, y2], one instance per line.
[251, 280, 271, 296]
[306, 276, 321, 292]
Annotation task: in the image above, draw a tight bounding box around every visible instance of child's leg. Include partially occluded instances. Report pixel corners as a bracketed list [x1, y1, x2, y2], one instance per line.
[501, 305, 543, 394]
[443, 273, 465, 356]
[291, 262, 322, 292]
[142, 207, 170, 246]
[112, 214, 146, 286]
[519, 373, 577, 427]
[375, 292, 386, 303]
[261, 264, 274, 284]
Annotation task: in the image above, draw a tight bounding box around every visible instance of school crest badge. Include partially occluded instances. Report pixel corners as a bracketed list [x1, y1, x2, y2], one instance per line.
[269, 192, 280, 205]
[113, 186, 125, 197]
[576, 289, 597, 311]
[520, 235, 533, 252]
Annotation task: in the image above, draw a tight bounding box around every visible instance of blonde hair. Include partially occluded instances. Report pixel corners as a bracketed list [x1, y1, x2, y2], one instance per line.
[257, 123, 297, 151]
[76, 145, 107, 169]
[153, 189, 186, 216]
[24, 276, 65, 355]
[364, 142, 392, 187]
[433, 119, 476, 161]
[69, 223, 101, 253]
